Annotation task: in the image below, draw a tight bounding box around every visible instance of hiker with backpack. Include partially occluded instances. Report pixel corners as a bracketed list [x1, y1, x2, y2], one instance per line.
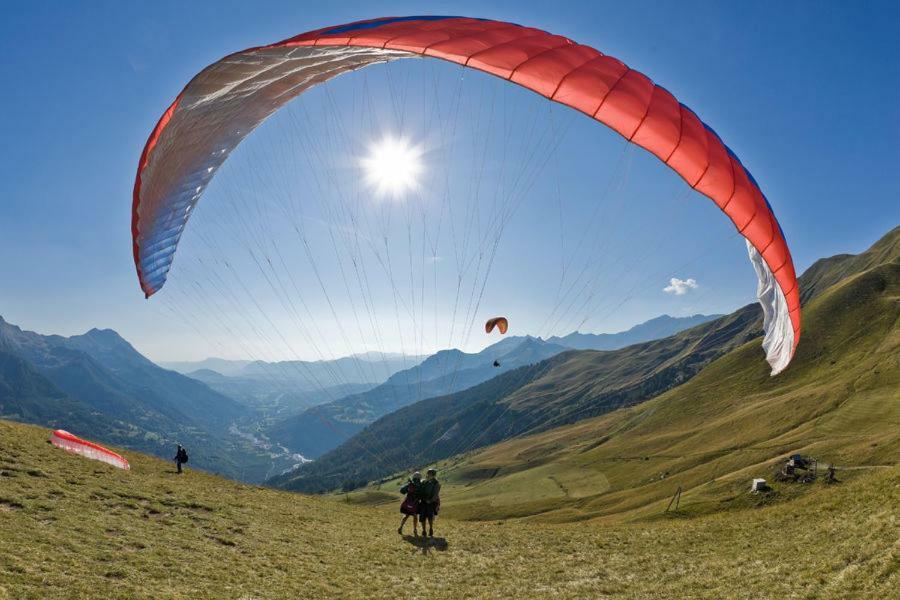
[398, 471, 422, 536]
[418, 468, 441, 538]
[173, 444, 189, 474]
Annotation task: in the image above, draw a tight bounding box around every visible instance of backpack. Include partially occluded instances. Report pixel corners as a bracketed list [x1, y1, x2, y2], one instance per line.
[180, 449, 189, 463]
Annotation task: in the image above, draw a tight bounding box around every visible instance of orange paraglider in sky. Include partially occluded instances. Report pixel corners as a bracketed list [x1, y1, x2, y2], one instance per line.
[485, 317, 509, 335]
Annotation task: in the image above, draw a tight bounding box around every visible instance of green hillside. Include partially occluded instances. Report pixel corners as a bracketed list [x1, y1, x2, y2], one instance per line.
[266, 337, 566, 459]
[273, 300, 762, 493]
[392, 242, 899, 523]
[275, 229, 900, 494]
[799, 225, 899, 303]
[0, 320, 285, 482]
[1, 419, 896, 598]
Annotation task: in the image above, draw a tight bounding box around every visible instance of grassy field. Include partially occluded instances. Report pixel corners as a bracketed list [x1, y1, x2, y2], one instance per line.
[1, 419, 897, 599]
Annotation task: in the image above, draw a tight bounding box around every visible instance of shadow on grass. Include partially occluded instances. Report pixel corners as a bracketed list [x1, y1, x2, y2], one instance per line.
[402, 534, 449, 554]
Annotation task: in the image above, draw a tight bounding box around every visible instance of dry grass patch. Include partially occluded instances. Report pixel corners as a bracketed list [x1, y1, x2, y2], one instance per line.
[1, 419, 897, 598]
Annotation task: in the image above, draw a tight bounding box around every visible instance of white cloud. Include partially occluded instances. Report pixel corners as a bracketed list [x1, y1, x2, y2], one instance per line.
[663, 277, 698, 295]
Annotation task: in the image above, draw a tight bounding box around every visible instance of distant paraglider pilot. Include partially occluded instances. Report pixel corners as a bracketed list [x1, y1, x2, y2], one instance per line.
[174, 444, 189, 474]
[418, 468, 441, 538]
[486, 318, 507, 369]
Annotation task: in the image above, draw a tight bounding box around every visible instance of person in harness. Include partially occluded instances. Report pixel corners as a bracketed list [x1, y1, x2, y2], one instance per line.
[398, 472, 422, 536]
[173, 444, 189, 474]
[418, 468, 441, 538]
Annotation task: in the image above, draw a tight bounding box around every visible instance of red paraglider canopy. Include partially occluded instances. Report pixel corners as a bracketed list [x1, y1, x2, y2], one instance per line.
[50, 430, 130, 470]
[133, 16, 799, 374]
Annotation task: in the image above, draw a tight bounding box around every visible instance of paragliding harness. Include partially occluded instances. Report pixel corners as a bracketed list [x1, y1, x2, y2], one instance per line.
[176, 447, 189, 464]
[419, 478, 441, 518]
[399, 480, 420, 516]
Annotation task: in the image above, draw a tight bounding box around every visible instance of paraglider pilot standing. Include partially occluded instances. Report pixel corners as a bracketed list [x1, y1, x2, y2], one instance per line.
[398, 471, 422, 537]
[419, 468, 441, 538]
[174, 444, 188, 474]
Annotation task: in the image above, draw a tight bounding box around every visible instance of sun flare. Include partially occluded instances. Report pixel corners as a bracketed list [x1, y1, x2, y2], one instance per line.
[360, 136, 423, 198]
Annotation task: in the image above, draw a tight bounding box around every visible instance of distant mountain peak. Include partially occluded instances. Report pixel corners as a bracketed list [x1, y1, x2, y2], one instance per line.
[82, 327, 128, 342]
[547, 313, 723, 352]
[0, 315, 21, 331]
[71, 327, 139, 351]
[187, 368, 227, 379]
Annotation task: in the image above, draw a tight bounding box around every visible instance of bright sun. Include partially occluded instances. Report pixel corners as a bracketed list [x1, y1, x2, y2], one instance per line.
[361, 136, 423, 198]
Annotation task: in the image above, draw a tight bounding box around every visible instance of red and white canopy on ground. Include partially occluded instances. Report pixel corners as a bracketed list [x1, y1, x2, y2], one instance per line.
[50, 430, 130, 470]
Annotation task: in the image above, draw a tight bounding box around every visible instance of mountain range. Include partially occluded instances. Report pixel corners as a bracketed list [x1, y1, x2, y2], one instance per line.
[264, 336, 568, 459]
[263, 314, 722, 461]
[0, 306, 718, 486]
[0, 319, 279, 480]
[270, 226, 899, 494]
[162, 353, 421, 388]
[162, 353, 426, 419]
[546, 313, 721, 350]
[434, 226, 899, 523]
[270, 308, 762, 492]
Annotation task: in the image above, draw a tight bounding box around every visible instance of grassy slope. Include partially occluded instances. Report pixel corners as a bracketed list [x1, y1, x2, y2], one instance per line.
[1, 419, 896, 599]
[799, 225, 899, 303]
[277, 231, 899, 495]
[397, 258, 899, 523]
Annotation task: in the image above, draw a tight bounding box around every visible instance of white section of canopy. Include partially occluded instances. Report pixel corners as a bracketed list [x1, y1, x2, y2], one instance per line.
[747, 240, 795, 375]
[50, 431, 130, 470]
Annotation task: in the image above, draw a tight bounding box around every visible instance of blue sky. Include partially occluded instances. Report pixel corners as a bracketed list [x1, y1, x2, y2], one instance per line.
[1, 1, 897, 362]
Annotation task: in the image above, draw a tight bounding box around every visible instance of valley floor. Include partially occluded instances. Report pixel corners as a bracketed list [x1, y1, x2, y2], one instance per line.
[1, 420, 896, 599]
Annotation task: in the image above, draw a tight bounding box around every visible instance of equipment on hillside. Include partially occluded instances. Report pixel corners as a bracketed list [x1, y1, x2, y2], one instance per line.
[774, 453, 817, 483]
[49, 430, 130, 470]
[664, 486, 682, 512]
[750, 478, 768, 492]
